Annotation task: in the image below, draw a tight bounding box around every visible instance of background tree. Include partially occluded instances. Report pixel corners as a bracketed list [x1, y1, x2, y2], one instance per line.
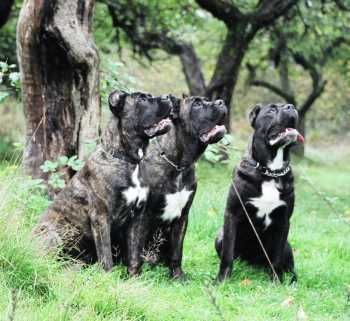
[17, 0, 101, 183]
[247, 1, 350, 155]
[103, 0, 298, 130]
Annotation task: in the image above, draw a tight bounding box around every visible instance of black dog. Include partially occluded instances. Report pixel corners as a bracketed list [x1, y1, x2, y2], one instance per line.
[216, 103, 304, 282]
[114, 96, 227, 278]
[34, 91, 172, 272]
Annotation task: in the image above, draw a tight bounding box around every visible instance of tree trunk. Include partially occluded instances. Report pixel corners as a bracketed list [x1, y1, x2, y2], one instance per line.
[0, 0, 14, 28]
[206, 25, 253, 131]
[278, 49, 296, 104]
[17, 0, 101, 182]
[178, 43, 206, 96]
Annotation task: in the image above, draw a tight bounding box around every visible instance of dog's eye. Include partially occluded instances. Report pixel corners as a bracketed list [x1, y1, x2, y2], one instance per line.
[137, 93, 149, 101]
[268, 105, 277, 113]
[193, 100, 202, 109]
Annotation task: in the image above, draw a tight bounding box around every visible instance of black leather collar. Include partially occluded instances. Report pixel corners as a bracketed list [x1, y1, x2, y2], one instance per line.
[242, 158, 291, 178]
[109, 149, 141, 164]
[101, 147, 141, 165]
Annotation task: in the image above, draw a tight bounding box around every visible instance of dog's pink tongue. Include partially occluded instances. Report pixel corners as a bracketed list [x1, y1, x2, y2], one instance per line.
[286, 128, 304, 144]
[297, 134, 305, 143]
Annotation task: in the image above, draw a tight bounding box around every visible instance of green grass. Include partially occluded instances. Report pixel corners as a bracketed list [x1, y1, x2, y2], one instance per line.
[0, 154, 349, 321]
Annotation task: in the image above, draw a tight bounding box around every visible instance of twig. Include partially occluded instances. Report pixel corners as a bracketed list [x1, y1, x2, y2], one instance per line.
[204, 282, 227, 321]
[141, 229, 165, 264]
[7, 289, 17, 321]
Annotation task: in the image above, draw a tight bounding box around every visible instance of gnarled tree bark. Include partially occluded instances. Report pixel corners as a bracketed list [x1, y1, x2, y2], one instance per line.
[17, 0, 101, 182]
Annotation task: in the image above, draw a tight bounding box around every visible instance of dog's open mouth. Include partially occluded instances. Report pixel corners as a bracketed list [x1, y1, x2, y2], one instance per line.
[200, 125, 227, 144]
[144, 118, 171, 137]
[269, 128, 304, 146]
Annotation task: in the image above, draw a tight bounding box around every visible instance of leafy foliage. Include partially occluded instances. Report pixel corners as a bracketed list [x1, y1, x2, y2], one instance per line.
[247, 1, 350, 76]
[100, 58, 136, 107]
[0, 61, 20, 103]
[99, 0, 201, 51]
[203, 134, 235, 165]
[40, 156, 84, 189]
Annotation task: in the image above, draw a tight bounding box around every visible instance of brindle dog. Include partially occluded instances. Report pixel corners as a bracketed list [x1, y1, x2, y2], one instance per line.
[114, 96, 227, 278]
[34, 91, 172, 272]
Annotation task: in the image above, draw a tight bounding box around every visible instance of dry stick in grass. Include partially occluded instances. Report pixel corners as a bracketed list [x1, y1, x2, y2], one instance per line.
[204, 282, 227, 321]
[7, 289, 17, 321]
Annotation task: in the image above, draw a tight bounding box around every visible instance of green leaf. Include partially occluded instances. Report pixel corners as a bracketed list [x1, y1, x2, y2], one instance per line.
[40, 160, 59, 173]
[13, 141, 24, 151]
[67, 155, 84, 171]
[0, 92, 9, 103]
[9, 72, 20, 87]
[57, 156, 69, 167]
[0, 61, 8, 73]
[48, 172, 66, 189]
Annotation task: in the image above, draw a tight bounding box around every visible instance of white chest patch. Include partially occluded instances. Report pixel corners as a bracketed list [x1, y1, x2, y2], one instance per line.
[161, 189, 193, 222]
[123, 166, 149, 206]
[268, 147, 284, 170]
[247, 180, 286, 228]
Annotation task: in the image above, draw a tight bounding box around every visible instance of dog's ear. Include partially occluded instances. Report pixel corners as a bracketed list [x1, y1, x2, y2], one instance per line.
[249, 104, 262, 128]
[169, 95, 181, 120]
[109, 90, 128, 116]
[182, 93, 188, 99]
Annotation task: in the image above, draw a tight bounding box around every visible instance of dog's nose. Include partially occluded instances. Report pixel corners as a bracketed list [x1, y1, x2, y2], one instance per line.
[285, 104, 294, 110]
[216, 100, 228, 120]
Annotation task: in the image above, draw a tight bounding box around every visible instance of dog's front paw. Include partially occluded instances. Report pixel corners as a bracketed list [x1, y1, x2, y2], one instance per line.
[289, 271, 298, 284]
[216, 267, 232, 283]
[170, 267, 186, 281]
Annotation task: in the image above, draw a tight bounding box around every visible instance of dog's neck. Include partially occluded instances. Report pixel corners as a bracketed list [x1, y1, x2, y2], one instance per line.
[157, 121, 206, 171]
[102, 118, 146, 163]
[251, 135, 291, 170]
